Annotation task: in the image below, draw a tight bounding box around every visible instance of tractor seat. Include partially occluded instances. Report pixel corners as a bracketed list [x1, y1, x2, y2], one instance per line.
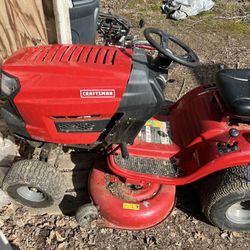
[216, 69, 250, 120]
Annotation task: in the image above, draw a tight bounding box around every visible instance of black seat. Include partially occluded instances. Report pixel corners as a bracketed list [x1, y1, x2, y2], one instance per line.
[216, 69, 250, 120]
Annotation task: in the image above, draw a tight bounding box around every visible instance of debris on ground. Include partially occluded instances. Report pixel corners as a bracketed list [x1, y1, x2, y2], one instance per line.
[162, 0, 215, 20]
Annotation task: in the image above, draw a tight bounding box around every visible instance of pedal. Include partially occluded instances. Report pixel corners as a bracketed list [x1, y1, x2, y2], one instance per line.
[113, 154, 179, 177]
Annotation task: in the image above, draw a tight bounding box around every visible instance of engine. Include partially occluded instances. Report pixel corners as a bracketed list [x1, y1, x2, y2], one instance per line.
[0, 45, 165, 149]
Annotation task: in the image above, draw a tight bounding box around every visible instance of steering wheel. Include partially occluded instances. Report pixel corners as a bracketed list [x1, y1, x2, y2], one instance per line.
[144, 28, 199, 67]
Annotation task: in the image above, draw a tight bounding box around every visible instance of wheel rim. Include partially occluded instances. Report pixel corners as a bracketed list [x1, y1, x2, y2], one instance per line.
[226, 200, 250, 224]
[83, 214, 96, 222]
[16, 186, 46, 202]
[79, 212, 98, 225]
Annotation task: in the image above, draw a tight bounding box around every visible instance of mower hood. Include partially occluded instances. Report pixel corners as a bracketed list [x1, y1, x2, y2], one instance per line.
[1, 45, 133, 144]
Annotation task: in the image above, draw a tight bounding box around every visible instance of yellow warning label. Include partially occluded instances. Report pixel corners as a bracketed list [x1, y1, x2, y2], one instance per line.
[122, 203, 140, 211]
[145, 120, 165, 128]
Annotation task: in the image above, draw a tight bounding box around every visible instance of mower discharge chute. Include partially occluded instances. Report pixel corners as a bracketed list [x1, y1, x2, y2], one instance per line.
[1, 28, 250, 231]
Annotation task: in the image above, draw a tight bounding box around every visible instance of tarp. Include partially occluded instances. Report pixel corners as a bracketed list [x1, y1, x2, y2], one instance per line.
[162, 0, 215, 20]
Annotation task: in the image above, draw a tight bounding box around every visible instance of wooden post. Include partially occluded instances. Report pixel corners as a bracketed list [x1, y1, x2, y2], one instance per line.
[42, 0, 58, 44]
[52, 0, 72, 44]
[0, 0, 48, 64]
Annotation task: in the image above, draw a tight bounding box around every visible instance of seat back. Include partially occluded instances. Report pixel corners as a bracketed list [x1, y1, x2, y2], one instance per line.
[216, 69, 250, 121]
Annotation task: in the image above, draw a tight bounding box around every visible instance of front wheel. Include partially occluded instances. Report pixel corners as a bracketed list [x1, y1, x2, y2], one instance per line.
[199, 166, 250, 231]
[3, 160, 66, 208]
[75, 203, 99, 226]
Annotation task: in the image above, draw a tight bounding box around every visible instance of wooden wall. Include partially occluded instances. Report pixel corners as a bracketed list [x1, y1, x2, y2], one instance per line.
[42, 0, 57, 44]
[0, 0, 48, 64]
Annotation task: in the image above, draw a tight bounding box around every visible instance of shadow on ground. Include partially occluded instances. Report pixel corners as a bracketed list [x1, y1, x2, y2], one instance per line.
[175, 184, 209, 224]
[192, 63, 224, 86]
[59, 151, 97, 215]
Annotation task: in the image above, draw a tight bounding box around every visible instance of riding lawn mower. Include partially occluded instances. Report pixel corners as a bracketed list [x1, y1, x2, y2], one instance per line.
[1, 27, 250, 231]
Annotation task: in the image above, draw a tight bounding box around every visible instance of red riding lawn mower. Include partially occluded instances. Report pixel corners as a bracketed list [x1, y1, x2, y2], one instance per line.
[1, 28, 250, 231]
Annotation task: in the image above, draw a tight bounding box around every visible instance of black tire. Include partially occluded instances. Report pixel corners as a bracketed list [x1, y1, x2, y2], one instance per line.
[3, 160, 66, 208]
[76, 203, 98, 226]
[198, 166, 250, 231]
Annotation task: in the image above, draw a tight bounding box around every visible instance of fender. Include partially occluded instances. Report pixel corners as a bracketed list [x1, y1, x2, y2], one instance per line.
[108, 149, 250, 185]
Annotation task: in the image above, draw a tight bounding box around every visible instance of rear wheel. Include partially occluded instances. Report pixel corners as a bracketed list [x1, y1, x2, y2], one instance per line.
[198, 166, 250, 231]
[3, 160, 66, 208]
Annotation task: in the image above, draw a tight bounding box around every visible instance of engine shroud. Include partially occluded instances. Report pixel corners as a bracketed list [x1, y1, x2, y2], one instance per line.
[1, 45, 165, 146]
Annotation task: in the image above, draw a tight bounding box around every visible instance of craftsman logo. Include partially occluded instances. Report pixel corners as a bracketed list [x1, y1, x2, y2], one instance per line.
[80, 89, 116, 98]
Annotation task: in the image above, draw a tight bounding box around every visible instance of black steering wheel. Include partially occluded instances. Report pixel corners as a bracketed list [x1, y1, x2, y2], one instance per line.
[144, 28, 199, 68]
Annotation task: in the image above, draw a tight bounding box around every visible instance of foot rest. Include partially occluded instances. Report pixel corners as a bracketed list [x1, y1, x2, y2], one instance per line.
[113, 154, 179, 177]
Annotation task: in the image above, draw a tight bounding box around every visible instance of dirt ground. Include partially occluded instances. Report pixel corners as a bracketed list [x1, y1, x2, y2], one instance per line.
[1, 0, 250, 249]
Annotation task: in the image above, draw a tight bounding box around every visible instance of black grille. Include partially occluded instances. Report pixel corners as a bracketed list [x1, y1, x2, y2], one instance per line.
[55, 119, 110, 133]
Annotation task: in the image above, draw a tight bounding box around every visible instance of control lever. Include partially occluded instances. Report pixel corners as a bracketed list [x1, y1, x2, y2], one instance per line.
[120, 142, 129, 159]
[218, 128, 239, 155]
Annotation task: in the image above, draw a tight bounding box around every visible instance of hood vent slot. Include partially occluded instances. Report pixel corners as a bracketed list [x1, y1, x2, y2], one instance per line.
[22, 45, 118, 65]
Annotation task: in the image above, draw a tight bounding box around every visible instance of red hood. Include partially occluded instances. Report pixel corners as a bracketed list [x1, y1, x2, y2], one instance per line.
[2, 45, 133, 144]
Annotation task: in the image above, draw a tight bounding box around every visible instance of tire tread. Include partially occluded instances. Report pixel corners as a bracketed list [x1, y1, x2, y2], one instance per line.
[3, 160, 66, 207]
[199, 166, 250, 230]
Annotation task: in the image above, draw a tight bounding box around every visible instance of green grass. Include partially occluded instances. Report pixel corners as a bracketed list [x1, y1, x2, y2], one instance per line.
[217, 21, 250, 35]
[196, 10, 215, 18]
[197, 19, 250, 36]
[111, 0, 250, 38]
[244, 5, 250, 13]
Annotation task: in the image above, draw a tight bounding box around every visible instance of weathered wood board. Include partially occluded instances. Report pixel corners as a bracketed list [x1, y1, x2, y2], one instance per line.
[42, 0, 57, 44]
[0, 0, 48, 64]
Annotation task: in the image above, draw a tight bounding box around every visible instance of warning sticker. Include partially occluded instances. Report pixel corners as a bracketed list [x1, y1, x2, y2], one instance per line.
[138, 120, 173, 145]
[123, 203, 140, 211]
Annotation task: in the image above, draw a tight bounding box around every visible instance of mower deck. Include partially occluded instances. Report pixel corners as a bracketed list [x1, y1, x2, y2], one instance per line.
[88, 115, 179, 230]
[89, 162, 176, 230]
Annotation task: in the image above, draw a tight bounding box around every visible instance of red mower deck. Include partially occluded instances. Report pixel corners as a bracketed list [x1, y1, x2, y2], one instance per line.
[89, 162, 175, 230]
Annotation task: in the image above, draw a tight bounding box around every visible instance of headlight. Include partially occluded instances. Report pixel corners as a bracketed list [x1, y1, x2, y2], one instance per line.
[0, 72, 19, 96]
